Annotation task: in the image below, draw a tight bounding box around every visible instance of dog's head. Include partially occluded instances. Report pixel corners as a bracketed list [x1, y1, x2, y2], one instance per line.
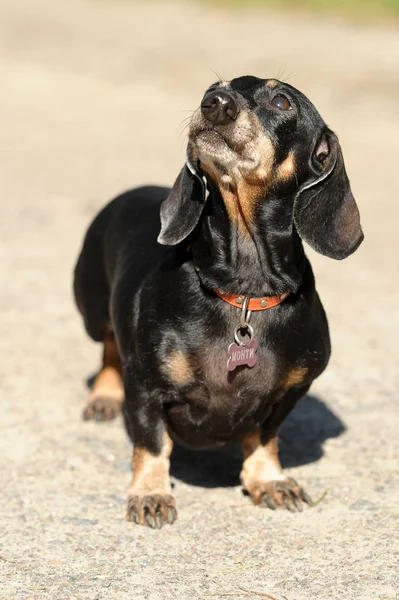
[158, 76, 363, 260]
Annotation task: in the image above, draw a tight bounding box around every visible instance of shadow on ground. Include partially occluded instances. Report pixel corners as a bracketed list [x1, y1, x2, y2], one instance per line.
[169, 395, 346, 488]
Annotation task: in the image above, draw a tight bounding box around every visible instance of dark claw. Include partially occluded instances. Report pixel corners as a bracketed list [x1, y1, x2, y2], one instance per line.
[126, 498, 139, 524]
[126, 502, 139, 524]
[130, 510, 139, 524]
[167, 506, 177, 524]
[155, 512, 163, 529]
[292, 495, 303, 512]
[300, 489, 313, 506]
[282, 495, 297, 513]
[261, 495, 276, 510]
[145, 512, 157, 529]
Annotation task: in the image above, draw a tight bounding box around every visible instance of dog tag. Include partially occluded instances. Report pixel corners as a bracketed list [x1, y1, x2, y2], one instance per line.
[227, 338, 258, 371]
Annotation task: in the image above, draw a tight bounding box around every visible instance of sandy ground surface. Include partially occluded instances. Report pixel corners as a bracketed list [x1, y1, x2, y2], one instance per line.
[1, 0, 399, 599]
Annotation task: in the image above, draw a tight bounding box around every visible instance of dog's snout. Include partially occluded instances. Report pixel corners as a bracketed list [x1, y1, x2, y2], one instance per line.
[201, 91, 239, 126]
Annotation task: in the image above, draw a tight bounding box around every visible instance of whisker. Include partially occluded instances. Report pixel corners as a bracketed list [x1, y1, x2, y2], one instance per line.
[178, 115, 192, 125]
[281, 70, 298, 83]
[210, 68, 223, 83]
[181, 122, 190, 133]
[276, 66, 285, 81]
[178, 122, 190, 142]
[177, 115, 193, 131]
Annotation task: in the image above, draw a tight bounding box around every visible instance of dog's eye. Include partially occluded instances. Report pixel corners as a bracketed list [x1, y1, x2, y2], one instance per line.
[271, 95, 292, 111]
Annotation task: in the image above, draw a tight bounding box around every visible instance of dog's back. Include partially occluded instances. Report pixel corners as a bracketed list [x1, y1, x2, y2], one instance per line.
[74, 186, 170, 343]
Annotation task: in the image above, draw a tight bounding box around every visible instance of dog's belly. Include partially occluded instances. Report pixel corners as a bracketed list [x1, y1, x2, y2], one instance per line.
[165, 403, 266, 450]
[164, 378, 280, 450]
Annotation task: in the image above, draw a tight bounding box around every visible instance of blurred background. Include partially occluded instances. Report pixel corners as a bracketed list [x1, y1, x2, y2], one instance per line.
[1, 1, 398, 599]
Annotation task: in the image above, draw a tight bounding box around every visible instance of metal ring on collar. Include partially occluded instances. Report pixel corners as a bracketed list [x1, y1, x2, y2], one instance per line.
[234, 323, 254, 345]
[240, 297, 252, 328]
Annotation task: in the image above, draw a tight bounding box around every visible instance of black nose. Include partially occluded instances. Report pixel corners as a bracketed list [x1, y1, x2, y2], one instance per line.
[201, 91, 239, 126]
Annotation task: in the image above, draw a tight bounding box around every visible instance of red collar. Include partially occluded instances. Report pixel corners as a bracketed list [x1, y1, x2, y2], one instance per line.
[213, 288, 290, 311]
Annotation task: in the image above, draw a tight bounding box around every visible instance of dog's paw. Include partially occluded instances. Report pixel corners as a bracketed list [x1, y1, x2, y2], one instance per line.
[126, 493, 177, 528]
[83, 396, 122, 421]
[247, 477, 312, 512]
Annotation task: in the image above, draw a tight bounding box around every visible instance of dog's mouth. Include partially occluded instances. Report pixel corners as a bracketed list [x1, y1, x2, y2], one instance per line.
[193, 127, 241, 154]
[188, 107, 260, 174]
[189, 116, 236, 149]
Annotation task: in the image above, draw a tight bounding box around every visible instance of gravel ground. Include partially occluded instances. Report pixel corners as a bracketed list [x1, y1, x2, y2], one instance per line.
[1, 1, 398, 599]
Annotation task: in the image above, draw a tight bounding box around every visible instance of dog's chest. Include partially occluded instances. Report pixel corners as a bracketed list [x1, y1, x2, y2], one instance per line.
[163, 337, 283, 448]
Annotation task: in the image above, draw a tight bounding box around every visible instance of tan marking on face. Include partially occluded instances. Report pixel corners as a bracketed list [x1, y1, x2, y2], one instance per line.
[128, 431, 173, 497]
[165, 351, 193, 385]
[220, 80, 231, 87]
[267, 79, 278, 88]
[277, 152, 296, 182]
[190, 146, 199, 164]
[190, 106, 276, 235]
[217, 181, 264, 236]
[240, 431, 285, 504]
[201, 126, 275, 235]
[282, 366, 308, 390]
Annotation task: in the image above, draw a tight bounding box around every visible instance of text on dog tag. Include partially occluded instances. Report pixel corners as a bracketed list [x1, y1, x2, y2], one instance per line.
[227, 339, 258, 371]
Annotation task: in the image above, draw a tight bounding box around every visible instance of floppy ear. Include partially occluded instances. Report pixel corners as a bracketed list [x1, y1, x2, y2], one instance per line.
[293, 132, 363, 260]
[157, 164, 208, 246]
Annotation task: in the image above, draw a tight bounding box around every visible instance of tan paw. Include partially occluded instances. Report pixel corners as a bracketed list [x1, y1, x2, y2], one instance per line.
[126, 493, 177, 528]
[247, 477, 312, 512]
[83, 396, 122, 421]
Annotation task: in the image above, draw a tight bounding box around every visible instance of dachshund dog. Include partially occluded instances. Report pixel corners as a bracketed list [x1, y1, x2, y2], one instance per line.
[74, 76, 363, 528]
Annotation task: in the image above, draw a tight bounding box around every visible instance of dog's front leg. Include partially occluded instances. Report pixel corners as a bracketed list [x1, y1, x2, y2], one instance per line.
[240, 384, 314, 512]
[124, 385, 176, 528]
[240, 430, 312, 513]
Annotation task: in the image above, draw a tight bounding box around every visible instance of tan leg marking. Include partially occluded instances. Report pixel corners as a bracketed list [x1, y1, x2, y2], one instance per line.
[126, 431, 177, 528]
[241, 432, 285, 504]
[282, 366, 308, 390]
[241, 430, 312, 511]
[164, 351, 193, 385]
[83, 324, 124, 421]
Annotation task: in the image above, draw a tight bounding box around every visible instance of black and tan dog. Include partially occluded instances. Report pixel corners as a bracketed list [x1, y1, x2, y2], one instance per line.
[74, 76, 363, 528]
